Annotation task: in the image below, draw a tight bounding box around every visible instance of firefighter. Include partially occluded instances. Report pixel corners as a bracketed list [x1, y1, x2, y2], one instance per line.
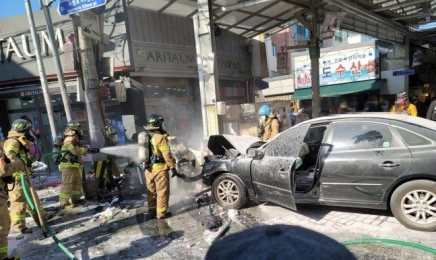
[58, 120, 99, 209]
[143, 114, 181, 219]
[4, 119, 49, 234]
[258, 104, 280, 141]
[0, 143, 19, 259]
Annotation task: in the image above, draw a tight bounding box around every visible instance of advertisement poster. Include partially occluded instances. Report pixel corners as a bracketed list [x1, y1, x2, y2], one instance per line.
[294, 45, 380, 89]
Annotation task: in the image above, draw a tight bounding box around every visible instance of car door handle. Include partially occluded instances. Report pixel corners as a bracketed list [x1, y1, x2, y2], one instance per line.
[378, 162, 400, 168]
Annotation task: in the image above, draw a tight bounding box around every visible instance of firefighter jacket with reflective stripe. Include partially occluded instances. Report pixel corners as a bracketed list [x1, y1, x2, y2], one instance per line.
[4, 131, 33, 171]
[151, 133, 176, 170]
[0, 157, 14, 199]
[261, 114, 280, 141]
[59, 131, 89, 169]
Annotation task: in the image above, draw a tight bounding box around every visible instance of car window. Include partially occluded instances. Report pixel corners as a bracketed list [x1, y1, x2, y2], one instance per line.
[304, 125, 327, 143]
[395, 127, 432, 146]
[331, 122, 398, 151]
[265, 125, 309, 157]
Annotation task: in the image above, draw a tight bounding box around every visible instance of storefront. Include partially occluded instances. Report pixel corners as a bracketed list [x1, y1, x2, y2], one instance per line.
[124, 7, 253, 147]
[289, 40, 408, 116]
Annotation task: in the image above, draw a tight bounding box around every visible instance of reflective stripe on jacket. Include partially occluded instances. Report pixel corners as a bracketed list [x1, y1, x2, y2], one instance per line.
[151, 133, 176, 169]
[59, 134, 88, 169]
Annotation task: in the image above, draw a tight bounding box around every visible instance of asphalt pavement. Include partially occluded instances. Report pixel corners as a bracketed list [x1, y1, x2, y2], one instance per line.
[6, 170, 436, 260]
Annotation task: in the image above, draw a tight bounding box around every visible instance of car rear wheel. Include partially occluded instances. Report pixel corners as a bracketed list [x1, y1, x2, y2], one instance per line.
[390, 180, 436, 231]
[212, 173, 248, 209]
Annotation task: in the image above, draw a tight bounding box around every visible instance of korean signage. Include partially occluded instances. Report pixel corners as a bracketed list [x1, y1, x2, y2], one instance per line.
[277, 52, 287, 69]
[58, 0, 107, 16]
[79, 10, 102, 41]
[294, 44, 380, 89]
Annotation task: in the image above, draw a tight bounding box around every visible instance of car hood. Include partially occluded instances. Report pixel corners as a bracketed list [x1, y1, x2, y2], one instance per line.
[207, 134, 262, 157]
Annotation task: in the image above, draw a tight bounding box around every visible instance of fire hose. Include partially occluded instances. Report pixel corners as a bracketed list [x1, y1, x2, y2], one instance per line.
[341, 238, 436, 255]
[20, 172, 78, 260]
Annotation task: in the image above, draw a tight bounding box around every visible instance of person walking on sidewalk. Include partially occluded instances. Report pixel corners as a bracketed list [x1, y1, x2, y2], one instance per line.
[3, 119, 51, 234]
[0, 143, 19, 259]
[58, 120, 99, 209]
[143, 114, 181, 220]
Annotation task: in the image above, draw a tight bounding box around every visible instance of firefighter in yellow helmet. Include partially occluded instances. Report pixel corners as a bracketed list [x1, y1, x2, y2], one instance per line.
[58, 120, 99, 209]
[3, 119, 50, 234]
[143, 114, 181, 219]
[0, 140, 19, 259]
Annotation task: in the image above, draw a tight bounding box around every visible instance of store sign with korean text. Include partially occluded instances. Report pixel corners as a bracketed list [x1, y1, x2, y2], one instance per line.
[294, 45, 380, 89]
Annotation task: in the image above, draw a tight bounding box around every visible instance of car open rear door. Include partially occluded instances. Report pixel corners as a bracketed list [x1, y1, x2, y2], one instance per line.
[250, 125, 310, 210]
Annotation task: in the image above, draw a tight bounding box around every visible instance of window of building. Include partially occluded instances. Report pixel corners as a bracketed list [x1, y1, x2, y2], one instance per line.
[295, 25, 308, 40]
[272, 44, 277, 57]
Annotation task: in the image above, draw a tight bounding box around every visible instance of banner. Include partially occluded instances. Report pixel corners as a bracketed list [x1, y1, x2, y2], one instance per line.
[294, 44, 380, 89]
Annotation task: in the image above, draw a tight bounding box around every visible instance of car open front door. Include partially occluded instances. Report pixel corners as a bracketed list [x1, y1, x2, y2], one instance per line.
[250, 125, 310, 210]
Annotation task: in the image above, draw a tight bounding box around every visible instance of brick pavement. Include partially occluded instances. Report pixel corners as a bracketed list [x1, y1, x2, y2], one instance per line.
[5, 175, 436, 260]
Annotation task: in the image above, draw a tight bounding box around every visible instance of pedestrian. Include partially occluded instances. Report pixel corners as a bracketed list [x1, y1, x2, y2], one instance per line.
[58, 120, 100, 209]
[425, 98, 436, 121]
[142, 114, 181, 220]
[204, 224, 356, 260]
[412, 95, 425, 118]
[0, 143, 19, 260]
[257, 104, 281, 141]
[390, 92, 417, 116]
[3, 119, 51, 234]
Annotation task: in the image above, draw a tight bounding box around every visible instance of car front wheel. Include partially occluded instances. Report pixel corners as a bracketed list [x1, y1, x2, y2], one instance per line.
[390, 180, 436, 231]
[212, 173, 248, 209]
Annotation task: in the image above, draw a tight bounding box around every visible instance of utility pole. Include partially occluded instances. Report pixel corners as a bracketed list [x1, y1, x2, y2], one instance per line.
[197, 0, 222, 135]
[40, 0, 73, 122]
[24, 0, 57, 139]
[78, 26, 106, 150]
[193, 14, 209, 138]
[309, 0, 321, 118]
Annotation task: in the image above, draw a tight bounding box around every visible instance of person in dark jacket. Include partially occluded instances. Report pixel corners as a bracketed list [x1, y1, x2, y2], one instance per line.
[426, 99, 436, 121]
[412, 95, 425, 118]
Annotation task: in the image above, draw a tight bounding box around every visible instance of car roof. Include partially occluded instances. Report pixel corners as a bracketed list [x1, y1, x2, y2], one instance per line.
[296, 113, 436, 131]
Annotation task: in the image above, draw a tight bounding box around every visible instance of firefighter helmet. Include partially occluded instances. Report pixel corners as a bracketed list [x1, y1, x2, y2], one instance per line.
[11, 119, 32, 133]
[67, 120, 82, 131]
[146, 114, 164, 129]
[258, 104, 272, 116]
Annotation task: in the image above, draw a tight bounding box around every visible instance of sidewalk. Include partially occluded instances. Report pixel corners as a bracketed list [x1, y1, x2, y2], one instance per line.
[7, 171, 436, 260]
[8, 172, 222, 260]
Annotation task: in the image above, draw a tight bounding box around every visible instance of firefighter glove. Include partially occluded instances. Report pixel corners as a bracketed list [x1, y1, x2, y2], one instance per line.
[88, 148, 100, 154]
[170, 168, 185, 178]
[1, 175, 14, 184]
[170, 168, 178, 178]
[69, 154, 79, 163]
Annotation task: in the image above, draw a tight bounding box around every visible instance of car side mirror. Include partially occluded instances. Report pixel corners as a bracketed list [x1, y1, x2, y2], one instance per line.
[254, 149, 265, 159]
[247, 148, 256, 157]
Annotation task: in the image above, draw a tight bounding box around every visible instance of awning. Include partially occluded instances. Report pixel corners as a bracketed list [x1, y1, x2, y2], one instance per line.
[292, 79, 386, 100]
[265, 95, 292, 101]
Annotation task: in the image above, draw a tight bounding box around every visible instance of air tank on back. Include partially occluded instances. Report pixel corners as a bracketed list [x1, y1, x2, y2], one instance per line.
[138, 132, 149, 163]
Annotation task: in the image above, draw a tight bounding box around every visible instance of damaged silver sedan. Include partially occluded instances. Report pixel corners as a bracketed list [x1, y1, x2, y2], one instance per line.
[201, 114, 436, 232]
